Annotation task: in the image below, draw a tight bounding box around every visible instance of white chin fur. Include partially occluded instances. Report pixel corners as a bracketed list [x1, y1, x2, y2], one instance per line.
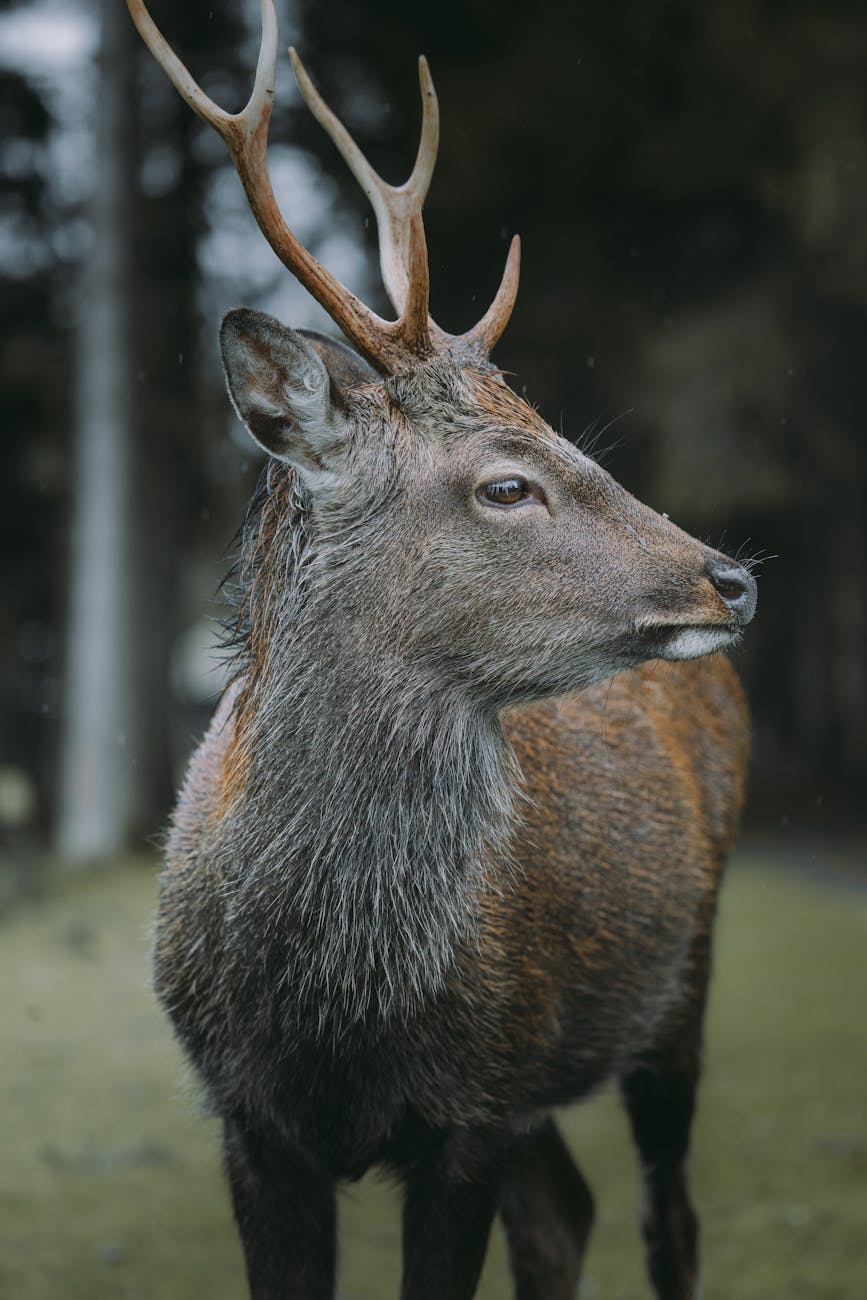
[659, 626, 737, 661]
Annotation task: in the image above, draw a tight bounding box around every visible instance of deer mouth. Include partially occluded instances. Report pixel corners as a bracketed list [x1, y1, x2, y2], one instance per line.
[650, 621, 742, 662]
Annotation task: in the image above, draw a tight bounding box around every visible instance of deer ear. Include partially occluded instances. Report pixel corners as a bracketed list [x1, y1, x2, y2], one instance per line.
[220, 308, 347, 487]
[297, 329, 379, 390]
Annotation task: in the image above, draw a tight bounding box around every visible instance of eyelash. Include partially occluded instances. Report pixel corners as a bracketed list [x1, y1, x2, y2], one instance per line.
[478, 477, 532, 507]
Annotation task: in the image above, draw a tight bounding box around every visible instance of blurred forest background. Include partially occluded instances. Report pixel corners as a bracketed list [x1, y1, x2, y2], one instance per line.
[2, 3, 866, 1297]
[1, 0, 866, 863]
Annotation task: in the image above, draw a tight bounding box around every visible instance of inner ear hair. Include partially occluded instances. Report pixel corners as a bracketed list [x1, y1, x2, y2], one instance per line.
[298, 330, 380, 393]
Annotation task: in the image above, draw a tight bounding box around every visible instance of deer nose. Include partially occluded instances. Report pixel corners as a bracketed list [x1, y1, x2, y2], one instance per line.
[705, 558, 757, 625]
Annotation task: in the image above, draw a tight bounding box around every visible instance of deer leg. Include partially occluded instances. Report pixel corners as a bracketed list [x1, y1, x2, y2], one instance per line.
[620, 932, 712, 1300]
[223, 1115, 336, 1300]
[621, 1059, 700, 1300]
[499, 1117, 595, 1300]
[398, 1128, 504, 1300]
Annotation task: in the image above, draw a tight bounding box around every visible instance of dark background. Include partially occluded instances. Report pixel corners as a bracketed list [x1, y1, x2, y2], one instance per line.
[2, 0, 866, 864]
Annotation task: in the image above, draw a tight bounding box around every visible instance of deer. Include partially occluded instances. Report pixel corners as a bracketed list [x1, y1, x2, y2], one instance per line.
[127, 3, 757, 1298]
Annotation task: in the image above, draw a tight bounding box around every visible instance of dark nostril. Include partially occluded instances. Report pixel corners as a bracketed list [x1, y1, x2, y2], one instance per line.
[706, 558, 758, 622]
[712, 571, 747, 601]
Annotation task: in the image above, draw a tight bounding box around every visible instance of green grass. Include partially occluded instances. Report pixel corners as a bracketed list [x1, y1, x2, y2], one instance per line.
[1, 854, 865, 1299]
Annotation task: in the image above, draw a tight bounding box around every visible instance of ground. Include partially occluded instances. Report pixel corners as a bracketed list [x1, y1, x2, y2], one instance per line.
[1, 849, 865, 1299]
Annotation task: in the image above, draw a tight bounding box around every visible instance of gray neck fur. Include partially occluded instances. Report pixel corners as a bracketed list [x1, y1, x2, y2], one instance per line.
[218, 467, 518, 1038]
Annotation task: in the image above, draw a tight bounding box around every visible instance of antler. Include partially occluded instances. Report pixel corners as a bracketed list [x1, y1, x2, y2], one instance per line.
[290, 48, 521, 363]
[289, 49, 438, 323]
[126, 0, 519, 372]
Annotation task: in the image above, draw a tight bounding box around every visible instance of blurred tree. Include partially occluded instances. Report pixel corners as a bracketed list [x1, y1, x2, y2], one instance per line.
[0, 60, 60, 839]
[123, 0, 246, 839]
[56, 0, 247, 859]
[56, 0, 138, 859]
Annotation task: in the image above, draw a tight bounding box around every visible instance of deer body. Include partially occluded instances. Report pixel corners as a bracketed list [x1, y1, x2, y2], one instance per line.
[162, 655, 746, 1164]
[128, 4, 757, 1295]
[153, 353, 751, 1300]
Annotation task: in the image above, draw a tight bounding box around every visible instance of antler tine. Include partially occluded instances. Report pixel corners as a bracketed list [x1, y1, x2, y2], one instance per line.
[400, 205, 432, 354]
[458, 235, 522, 361]
[126, 0, 269, 148]
[289, 48, 439, 317]
[127, 0, 230, 132]
[406, 57, 439, 201]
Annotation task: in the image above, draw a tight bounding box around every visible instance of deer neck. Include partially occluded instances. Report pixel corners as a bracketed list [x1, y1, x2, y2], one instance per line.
[223, 595, 517, 1034]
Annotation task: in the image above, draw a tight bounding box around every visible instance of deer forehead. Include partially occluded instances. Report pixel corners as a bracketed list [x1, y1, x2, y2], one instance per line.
[353, 361, 605, 495]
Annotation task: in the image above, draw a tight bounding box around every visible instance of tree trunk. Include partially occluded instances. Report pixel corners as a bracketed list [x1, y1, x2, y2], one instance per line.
[56, 0, 138, 861]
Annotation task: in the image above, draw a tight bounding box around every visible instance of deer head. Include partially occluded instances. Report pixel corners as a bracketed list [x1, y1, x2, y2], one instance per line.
[127, 0, 756, 712]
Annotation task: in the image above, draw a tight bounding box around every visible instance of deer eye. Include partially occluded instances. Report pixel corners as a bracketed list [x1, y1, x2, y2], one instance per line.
[478, 477, 531, 507]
